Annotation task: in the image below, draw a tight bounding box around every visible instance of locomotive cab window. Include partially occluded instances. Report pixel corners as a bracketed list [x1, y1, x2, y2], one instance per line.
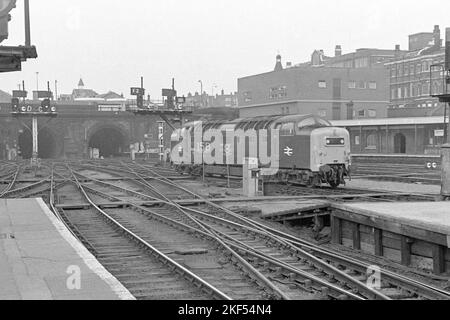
[297, 118, 316, 129]
[280, 122, 295, 136]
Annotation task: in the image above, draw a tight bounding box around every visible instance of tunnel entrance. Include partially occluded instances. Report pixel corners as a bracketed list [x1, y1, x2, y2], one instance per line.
[18, 128, 57, 159]
[88, 127, 126, 158]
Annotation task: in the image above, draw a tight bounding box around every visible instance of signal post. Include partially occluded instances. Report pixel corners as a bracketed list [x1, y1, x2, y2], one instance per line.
[11, 86, 57, 166]
[434, 28, 450, 199]
[128, 78, 192, 163]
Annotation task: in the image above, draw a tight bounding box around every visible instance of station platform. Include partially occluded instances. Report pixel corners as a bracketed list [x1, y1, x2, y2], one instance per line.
[223, 200, 329, 222]
[331, 202, 450, 274]
[0, 198, 135, 300]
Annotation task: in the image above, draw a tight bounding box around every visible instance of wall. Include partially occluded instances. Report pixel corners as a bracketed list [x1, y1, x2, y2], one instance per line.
[238, 66, 389, 120]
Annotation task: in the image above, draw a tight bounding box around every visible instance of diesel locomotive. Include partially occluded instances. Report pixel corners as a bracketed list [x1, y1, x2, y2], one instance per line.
[170, 114, 351, 188]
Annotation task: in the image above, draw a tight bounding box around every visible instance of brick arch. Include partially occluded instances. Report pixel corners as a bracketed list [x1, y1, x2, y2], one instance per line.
[86, 121, 132, 158]
[86, 121, 131, 146]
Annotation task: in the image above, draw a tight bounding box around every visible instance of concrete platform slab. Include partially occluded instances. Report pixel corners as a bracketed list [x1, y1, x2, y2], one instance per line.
[0, 198, 135, 300]
[332, 202, 450, 240]
[331, 201, 450, 274]
[221, 199, 329, 221]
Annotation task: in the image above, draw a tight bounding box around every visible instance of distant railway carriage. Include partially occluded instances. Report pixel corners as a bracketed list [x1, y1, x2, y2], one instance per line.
[171, 114, 351, 188]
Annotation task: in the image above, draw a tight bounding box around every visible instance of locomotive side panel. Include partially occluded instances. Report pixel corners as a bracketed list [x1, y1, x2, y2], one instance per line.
[278, 135, 310, 170]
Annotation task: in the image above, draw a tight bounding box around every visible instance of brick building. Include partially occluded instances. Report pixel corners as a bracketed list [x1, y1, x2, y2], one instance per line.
[238, 55, 389, 120]
[303, 46, 406, 68]
[184, 90, 238, 110]
[385, 25, 446, 118]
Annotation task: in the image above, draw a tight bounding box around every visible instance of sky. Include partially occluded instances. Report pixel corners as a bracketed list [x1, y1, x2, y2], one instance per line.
[0, 0, 450, 99]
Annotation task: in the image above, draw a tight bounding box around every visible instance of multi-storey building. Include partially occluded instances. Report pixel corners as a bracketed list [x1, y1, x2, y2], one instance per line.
[238, 55, 389, 120]
[305, 46, 406, 68]
[184, 90, 238, 109]
[385, 25, 446, 117]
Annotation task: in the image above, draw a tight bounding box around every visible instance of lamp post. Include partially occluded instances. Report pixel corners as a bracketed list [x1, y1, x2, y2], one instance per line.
[211, 84, 217, 108]
[198, 80, 203, 108]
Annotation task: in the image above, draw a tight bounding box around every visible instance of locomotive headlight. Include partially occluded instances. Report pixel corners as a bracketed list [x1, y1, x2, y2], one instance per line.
[326, 139, 330, 144]
[340, 139, 344, 144]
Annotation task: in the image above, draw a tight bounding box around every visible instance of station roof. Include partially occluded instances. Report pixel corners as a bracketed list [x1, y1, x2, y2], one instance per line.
[330, 116, 448, 127]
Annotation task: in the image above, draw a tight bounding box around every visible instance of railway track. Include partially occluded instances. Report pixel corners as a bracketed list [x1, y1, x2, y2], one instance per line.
[69, 166, 366, 299]
[122, 161, 450, 300]
[1, 159, 448, 300]
[351, 155, 441, 185]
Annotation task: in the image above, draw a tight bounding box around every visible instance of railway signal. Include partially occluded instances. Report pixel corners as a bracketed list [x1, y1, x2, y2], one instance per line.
[130, 77, 145, 109]
[0, 0, 37, 73]
[10, 81, 57, 166]
[0, 0, 16, 43]
[11, 97, 19, 112]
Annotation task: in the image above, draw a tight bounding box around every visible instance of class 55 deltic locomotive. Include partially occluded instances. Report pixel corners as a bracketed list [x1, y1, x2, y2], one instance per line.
[170, 114, 351, 188]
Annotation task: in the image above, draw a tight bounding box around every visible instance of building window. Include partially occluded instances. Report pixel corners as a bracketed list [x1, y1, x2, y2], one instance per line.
[422, 83, 429, 96]
[397, 65, 403, 76]
[318, 81, 327, 88]
[368, 109, 377, 118]
[391, 89, 396, 100]
[397, 87, 402, 99]
[416, 64, 421, 74]
[358, 110, 365, 117]
[366, 134, 377, 149]
[280, 122, 295, 136]
[348, 81, 356, 89]
[410, 64, 415, 75]
[355, 136, 360, 145]
[368, 81, 377, 90]
[404, 65, 409, 76]
[357, 81, 366, 89]
[269, 86, 287, 99]
[391, 67, 396, 78]
[243, 91, 252, 102]
[318, 109, 327, 117]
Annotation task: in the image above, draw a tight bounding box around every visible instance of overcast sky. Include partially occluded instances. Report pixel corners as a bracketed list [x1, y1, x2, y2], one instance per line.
[0, 0, 449, 99]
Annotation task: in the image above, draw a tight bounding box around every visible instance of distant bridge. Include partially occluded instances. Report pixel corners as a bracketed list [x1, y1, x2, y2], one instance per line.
[0, 101, 190, 160]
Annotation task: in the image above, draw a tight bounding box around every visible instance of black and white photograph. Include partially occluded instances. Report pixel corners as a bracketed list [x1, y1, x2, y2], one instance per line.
[0, 0, 450, 310]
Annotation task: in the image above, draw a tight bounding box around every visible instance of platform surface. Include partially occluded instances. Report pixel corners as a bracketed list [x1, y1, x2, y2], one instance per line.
[0, 198, 135, 300]
[333, 202, 450, 238]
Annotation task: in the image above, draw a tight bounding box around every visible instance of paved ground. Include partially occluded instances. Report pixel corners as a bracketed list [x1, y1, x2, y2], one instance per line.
[0, 198, 135, 300]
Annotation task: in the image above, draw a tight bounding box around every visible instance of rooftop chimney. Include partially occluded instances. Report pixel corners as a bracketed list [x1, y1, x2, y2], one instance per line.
[335, 45, 342, 57]
[274, 54, 283, 72]
[434, 25, 442, 48]
[395, 44, 400, 51]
